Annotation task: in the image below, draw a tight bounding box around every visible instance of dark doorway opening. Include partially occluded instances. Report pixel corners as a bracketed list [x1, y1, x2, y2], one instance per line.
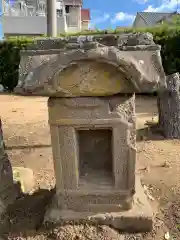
[77, 129, 113, 188]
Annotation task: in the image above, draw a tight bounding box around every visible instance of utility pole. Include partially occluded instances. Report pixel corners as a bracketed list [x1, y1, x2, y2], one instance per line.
[47, 0, 57, 37]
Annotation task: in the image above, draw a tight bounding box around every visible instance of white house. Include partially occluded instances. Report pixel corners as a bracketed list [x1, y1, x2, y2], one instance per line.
[1, 0, 91, 37]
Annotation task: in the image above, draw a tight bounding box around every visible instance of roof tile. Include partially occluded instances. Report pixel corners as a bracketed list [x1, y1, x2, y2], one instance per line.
[81, 8, 90, 21]
[138, 12, 177, 25]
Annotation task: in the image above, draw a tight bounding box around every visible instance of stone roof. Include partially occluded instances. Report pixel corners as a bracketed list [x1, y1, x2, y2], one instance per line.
[14, 32, 167, 96]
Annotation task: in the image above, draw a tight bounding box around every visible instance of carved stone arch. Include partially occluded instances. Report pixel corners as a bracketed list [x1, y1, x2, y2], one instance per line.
[40, 46, 145, 96]
[50, 59, 136, 97]
[15, 45, 160, 96]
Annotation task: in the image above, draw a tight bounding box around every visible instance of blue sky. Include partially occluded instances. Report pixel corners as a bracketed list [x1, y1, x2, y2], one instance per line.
[83, 0, 179, 29]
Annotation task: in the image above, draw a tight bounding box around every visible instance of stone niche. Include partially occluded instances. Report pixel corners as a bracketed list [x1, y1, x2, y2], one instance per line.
[45, 94, 153, 232]
[47, 96, 136, 213]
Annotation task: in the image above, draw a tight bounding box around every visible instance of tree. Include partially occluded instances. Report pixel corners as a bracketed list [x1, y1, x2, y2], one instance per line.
[161, 14, 180, 27]
[158, 73, 180, 138]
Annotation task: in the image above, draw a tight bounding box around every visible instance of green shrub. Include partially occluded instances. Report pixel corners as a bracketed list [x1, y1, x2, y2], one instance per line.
[0, 38, 33, 91]
[149, 26, 180, 75]
[1, 27, 180, 91]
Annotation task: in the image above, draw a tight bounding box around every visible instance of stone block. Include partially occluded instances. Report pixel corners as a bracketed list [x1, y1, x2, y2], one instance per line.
[44, 176, 153, 233]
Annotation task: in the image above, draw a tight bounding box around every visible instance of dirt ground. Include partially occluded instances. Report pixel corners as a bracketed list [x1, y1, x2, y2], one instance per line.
[1, 94, 180, 239]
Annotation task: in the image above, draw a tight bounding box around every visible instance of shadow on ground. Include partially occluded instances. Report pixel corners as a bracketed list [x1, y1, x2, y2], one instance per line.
[137, 122, 165, 142]
[0, 187, 144, 240]
[0, 188, 55, 237]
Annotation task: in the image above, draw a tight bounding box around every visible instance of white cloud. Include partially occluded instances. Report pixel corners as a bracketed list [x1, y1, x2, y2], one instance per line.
[111, 12, 135, 23]
[135, 0, 148, 4]
[144, 0, 178, 12]
[89, 12, 110, 28]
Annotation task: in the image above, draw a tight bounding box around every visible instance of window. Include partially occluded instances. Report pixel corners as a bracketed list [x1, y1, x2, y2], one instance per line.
[65, 5, 70, 14]
[19, 2, 22, 10]
[39, 3, 45, 11]
[57, 9, 63, 17]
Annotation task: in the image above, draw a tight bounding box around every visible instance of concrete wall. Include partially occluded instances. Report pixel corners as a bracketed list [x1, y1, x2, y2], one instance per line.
[67, 6, 81, 31]
[2, 16, 66, 35]
[67, 26, 80, 33]
[82, 21, 89, 31]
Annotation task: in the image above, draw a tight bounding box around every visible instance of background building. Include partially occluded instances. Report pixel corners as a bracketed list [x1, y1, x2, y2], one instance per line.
[0, 0, 90, 37]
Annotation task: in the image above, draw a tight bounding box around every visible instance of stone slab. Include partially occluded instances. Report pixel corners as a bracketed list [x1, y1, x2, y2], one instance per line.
[44, 176, 153, 233]
[14, 33, 166, 97]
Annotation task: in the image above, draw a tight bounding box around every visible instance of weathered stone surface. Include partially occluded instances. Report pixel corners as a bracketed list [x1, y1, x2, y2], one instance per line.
[118, 32, 155, 46]
[158, 72, 180, 138]
[14, 33, 166, 96]
[48, 94, 136, 207]
[44, 94, 153, 234]
[13, 33, 155, 233]
[49, 60, 135, 96]
[44, 176, 153, 233]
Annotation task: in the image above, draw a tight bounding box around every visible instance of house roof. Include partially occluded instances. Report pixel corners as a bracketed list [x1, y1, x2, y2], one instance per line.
[137, 11, 177, 25]
[81, 8, 90, 21]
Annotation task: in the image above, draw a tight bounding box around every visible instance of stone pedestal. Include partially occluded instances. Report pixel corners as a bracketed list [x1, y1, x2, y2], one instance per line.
[44, 176, 153, 232]
[44, 95, 153, 232]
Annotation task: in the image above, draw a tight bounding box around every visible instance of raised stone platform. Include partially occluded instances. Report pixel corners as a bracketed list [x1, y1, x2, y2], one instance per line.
[44, 176, 153, 233]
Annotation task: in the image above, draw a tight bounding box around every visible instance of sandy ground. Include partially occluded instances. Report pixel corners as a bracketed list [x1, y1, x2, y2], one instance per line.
[0, 94, 180, 239]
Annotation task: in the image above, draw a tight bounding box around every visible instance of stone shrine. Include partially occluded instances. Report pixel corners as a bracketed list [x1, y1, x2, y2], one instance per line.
[15, 33, 166, 232]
